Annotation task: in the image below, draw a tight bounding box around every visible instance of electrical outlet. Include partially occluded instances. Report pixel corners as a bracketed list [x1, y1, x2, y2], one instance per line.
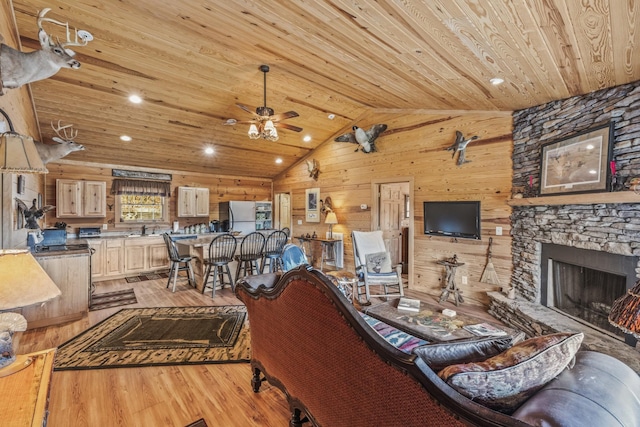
[297, 219, 303, 225]
[496, 226, 503, 236]
[360, 204, 368, 210]
[461, 276, 468, 285]
[102, 223, 108, 230]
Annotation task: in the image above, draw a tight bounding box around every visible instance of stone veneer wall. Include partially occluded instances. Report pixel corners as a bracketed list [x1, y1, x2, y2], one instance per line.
[510, 80, 640, 302]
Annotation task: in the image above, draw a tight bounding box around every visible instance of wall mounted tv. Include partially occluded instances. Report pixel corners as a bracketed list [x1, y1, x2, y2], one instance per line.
[423, 201, 481, 240]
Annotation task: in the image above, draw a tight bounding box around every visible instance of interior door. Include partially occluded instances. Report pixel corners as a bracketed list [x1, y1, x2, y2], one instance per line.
[379, 183, 404, 265]
[275, 193, 291, 230]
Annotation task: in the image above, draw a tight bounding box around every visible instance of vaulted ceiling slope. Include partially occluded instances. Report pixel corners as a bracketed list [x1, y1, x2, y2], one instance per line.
[9, 0, 640, 178]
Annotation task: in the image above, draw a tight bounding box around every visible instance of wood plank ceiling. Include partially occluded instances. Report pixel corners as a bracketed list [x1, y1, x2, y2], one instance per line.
[7, 0, 640, 178]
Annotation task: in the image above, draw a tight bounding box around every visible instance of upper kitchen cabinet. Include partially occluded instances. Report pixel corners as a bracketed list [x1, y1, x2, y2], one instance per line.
[56, 179, 107, 218]
[177, 186, 209, 217]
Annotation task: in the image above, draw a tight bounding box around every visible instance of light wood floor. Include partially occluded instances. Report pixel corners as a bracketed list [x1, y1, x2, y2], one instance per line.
[15, 273, 496, 427]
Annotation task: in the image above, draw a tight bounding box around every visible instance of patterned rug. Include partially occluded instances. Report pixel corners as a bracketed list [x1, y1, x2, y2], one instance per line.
[89, 288, 138, 311]
[125, 272, 170, 283]
[54, 306, 250, 370]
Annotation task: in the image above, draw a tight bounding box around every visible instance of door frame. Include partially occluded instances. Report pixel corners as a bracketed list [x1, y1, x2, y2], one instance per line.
[371, 177, 414, 289]
[274, 190, 292, 232]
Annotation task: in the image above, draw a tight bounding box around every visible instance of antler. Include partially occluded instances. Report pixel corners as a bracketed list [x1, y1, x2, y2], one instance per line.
[37, 8, 90, 48]
[51, 120, 78, 141]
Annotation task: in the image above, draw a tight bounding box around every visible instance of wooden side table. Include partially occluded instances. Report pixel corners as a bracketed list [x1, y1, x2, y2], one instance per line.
[437, 257, 465, 306]
[0, 348, 56, 426]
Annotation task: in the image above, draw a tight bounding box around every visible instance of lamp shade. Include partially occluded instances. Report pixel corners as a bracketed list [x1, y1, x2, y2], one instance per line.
[325, 211, 338, 225]
[608, 280, 640, 339]
[0, 250, 61, 311]
[0, 132, 48, 174]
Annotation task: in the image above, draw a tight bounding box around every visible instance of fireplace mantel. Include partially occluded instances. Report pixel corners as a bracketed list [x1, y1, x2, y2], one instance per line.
[508, 191, 640, 207]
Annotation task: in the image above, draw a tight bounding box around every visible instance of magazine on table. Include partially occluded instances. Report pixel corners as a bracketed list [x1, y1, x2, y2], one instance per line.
[397, 297, 421, 312]
[463, 322, 508, 336]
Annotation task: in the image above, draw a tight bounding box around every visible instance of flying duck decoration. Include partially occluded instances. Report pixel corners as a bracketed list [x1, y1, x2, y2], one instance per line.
[445, 130, 479, 166]
[15, 198, 55, 229]
[335, 124, 388, 153]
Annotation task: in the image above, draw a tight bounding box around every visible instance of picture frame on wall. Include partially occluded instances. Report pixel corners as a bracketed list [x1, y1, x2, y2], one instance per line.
[306, 187, 320, 223]
[539, 123, 614, 196]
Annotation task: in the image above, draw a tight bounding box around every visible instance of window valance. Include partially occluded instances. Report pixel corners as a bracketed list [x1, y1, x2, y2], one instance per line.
[111, 179, 171, 197]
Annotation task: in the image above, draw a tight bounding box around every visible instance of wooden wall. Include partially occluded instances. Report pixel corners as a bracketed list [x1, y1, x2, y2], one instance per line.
[43, 161, 272, 233]
[274, 110, 514, 306]
[0, 0, 45, 249]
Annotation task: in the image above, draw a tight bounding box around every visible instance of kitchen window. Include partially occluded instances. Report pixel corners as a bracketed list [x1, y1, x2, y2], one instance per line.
[112, 179, 170, 225]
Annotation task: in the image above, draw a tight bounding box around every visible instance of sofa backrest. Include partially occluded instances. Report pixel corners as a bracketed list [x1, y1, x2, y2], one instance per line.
[236, 266, 530, 427]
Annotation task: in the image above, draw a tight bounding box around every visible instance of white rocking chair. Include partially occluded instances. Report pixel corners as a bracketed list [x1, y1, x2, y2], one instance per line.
[351, 230, 404, 304]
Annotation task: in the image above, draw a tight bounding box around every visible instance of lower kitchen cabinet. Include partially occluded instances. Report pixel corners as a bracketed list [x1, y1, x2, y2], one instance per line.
[91, 236, 169, 281]
[24, 250, 91, 329]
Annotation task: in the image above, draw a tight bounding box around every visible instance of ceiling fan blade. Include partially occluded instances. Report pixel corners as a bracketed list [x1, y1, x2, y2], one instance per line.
[236, 103, 258, 116]
[271, 111, 299, 122]
[275, 122, 303, 132]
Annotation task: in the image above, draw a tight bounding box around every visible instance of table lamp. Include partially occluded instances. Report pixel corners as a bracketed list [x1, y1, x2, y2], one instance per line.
[0, 250, 61, 377]
[608, 280, 640, 339]
[325, 211, 338, 240]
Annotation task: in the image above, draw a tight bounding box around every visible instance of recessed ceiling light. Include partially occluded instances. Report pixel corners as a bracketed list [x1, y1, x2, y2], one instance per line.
[327, 114, 335, 120]
[490, 77, 504, 85]
[275, 158, 283, 164]
[120, 135, 132, 142]
[204, 147, 214, 155]
[128, 94, 142, 104]
[303, 135, 312, 142]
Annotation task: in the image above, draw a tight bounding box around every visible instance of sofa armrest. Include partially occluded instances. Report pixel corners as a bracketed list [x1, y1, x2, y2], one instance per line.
[512, 351, 640, 427]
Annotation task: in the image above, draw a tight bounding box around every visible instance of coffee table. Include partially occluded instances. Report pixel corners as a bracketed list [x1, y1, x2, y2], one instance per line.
[363, 298, 515, 343]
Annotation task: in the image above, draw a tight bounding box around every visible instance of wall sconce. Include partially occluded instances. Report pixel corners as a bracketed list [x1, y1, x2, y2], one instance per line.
[0, 108, 48, 174]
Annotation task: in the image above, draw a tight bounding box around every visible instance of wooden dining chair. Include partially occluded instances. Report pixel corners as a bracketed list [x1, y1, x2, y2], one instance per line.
[203, 233, 237, 297]
[162, 233, 195, 292]
[261, 230, 288, 273]
[235, 232, 266, 281]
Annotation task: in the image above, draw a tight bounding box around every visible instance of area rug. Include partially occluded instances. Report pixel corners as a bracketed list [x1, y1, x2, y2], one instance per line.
[185, 419, 208, 427]
[89, 288, 138, 311]
[125, 271, 170, 283]
[54, 306, 250, 371]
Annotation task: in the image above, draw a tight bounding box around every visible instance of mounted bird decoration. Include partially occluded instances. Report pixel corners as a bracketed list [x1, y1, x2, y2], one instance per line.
[15, 198, 55, 229]
[306, 158, 320, 180]
[445, 130, 479, 166]
[335, 124, 387, 153]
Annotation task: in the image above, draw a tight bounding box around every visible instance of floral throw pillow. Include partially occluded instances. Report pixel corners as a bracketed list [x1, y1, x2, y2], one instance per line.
[438, 332, 583, 413]
[365, 251, 392, 273]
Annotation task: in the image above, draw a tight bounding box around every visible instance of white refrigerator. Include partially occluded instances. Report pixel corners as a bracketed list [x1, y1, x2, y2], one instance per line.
[220, 201, 256, 234]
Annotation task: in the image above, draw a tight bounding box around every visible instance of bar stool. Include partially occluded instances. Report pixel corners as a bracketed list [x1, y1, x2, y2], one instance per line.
[235, 232, 266, 281]
[203, 233, 237, 297]
[162, 233, 195, 292]
[261, 230, 288, 273]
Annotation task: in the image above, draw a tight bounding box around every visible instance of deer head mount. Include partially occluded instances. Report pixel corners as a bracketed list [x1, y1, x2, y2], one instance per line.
[34, 120, 85, 164]
[306, 158, 320, 180]
[0, 8, 92, 92]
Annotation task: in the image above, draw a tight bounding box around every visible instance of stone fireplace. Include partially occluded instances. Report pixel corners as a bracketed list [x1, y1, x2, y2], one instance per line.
[488, 81, 640, 372]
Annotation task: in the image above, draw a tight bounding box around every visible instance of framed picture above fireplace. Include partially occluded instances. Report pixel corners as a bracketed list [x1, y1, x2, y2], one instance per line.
[540, 123, 613, 196]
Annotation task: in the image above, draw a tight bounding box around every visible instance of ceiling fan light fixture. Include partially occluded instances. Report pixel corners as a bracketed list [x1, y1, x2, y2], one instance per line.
[248, 124, 260, 139]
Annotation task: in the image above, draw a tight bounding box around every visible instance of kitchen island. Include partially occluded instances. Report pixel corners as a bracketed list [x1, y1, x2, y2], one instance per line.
[24, 247, 91, 329]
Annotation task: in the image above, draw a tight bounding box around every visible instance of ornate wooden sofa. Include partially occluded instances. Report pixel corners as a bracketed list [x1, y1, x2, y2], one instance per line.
[235, 266, 640, 427]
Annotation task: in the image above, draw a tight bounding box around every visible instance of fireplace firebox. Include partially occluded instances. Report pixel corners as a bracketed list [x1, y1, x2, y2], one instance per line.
[541, 244, 638, 346]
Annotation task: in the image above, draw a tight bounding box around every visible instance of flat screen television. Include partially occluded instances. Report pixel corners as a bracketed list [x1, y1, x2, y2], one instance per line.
[423, 201, 481, 240]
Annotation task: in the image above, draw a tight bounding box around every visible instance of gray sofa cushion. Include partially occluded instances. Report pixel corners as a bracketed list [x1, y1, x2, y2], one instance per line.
[513, 350, 640, 427]
[412, 332, 525, 371]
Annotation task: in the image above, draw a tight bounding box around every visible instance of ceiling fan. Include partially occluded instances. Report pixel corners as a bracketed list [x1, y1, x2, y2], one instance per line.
[224, 65, 302, 141]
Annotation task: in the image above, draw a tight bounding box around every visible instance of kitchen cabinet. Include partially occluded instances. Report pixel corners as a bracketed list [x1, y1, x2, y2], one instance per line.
[177, 186, 209, 217]
[24, 250, 91, 329]
[88, 239, 104, 278]
[91, 236, 169, 281]
[56, 179, 107, 218]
